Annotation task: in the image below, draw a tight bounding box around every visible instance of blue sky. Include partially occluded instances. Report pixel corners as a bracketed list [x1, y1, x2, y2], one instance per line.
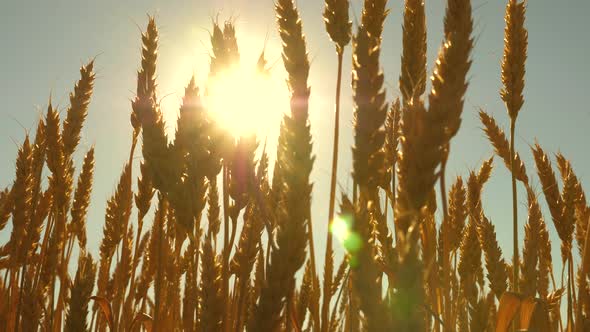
[1, 0, 589, 272]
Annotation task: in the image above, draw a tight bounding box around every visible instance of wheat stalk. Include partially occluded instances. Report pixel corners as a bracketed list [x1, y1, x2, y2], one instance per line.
[501, 0, 528, 293]
[322, 0, 351, 328]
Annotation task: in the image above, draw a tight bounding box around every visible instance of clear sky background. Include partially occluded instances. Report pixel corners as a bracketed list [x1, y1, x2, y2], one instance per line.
[1, 0, 589, 273]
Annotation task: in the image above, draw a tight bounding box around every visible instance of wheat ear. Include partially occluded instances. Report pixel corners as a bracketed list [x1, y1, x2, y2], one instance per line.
[70, 147, 95, 249]
[399, 0, 427, 103]
[62, 60, 95, 158]
[477, 214, 508, 299]
[521, 186, 542, 297]
[479, 109, 528, 184]
[65, 253, 96, 332]
[199, 234, 223, 331]
[429, 0, 473, 245]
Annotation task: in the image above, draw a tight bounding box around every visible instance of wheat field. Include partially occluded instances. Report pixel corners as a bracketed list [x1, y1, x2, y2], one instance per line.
[0, 0, 588, 331]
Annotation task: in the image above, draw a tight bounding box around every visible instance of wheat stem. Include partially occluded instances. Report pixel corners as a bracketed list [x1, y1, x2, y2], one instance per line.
[153, 197, 164, 331]
[222, 165, 230, 332]
[510, 119, 519, 292]
[323, 48, 344, 330]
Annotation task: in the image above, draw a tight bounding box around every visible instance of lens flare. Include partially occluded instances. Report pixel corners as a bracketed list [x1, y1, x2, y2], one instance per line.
[330, 215, 362, 254]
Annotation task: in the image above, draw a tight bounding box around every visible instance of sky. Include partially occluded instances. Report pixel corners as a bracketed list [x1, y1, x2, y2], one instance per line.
[1, 0, 589, 276]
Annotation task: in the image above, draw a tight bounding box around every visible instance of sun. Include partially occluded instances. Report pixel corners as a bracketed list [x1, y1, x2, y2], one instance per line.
[205, 65, 287, 138]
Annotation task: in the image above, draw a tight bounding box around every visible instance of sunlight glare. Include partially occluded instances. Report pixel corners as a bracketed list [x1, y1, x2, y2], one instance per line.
[206, 66, 286, 138]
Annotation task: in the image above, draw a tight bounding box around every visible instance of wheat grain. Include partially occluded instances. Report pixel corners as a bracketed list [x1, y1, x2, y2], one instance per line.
[45, 101, 69, 220]
[9, 135, 32, 266]
[478, 215, 508, 299]
[459, 171, 485, 309]
[20, 270, 42, 332]
[140, 17, 158, 101]
[323, 0, 351, 52]
[297, 260, 313, 327]
[360, 0, 388, 43]
[223, 21, 240, 65]
[62, 61, 95, 158]
[521, 187, 542, 297]
[342, 195, 392, 331]
[65, 253, 96, 332]
[479, 110, 528, 184]
[30, 118, 47, 210]
[70, 147, 95, 249]
[501, 0, 527, 121]
[400, 0, 427, 103]
[532, 143, 562, 225]
[395, 99, 443, 233]
[352, 25, 387, 195]
[0, 188, 12, 232]
[199, 234, 223, 331]
[100, 163, 132, 259]
[384, 99, 401, 192]
[209, 19, 228, 77]
[458, 220, 481, 306]
[445, 176, 466, 254]
[428, 0, 473, 157]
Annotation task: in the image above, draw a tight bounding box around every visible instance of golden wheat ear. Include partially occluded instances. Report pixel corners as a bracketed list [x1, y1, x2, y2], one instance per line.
[520, 186, 542, 298]
[479, 110, 528, 184]
[65, 253, 96, 332]
[501, 0, 527, 122]
[199, 234, 223, 331]
[223, 20, 240, 64]
[0, 187, 12, 233]
[458, 170, 485, 309]
[324, 0, 352, 53]
[351, 24, 387, 196]
[209, 19, 227, 77]
[62, 60, 95, 159]
[70, 147, 95, 250]
[399, 0, 427, 103]
[477, 214, 508, 300]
